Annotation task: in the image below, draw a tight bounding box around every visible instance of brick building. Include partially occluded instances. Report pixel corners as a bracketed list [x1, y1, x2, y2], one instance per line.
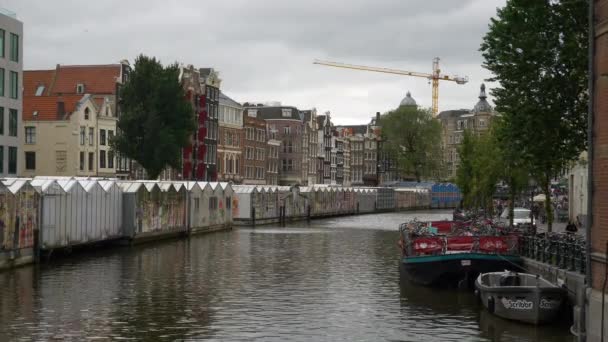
[588, 1, 608, 340]
[301, 109, 318, 185]
[317, 114, 332, 184]
[257, 106, 304, 185]
[181, 68, 222, 182]
[218, 91, 243, 183]
[242, 107, 267, 185]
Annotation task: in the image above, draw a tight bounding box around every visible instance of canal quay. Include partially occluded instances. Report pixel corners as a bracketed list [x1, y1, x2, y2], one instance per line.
[0, 211, 573, 341]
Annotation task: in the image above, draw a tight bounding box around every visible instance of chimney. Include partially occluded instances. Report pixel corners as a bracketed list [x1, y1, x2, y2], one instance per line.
[57, 100, 65, 119]
[376, 112, 380, 123]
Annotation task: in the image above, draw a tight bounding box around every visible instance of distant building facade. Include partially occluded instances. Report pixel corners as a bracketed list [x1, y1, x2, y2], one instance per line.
[317, 114, 332, 184]
[218, 91, 243, 183]
[0, 10, 22, 177]
[301, 109, 318, 185]
[183, 67, 220, 181]
[24, 62, 130, 178]
[242, 107, 267, 185]
[438, 84, 495, 179]
[22, 95, 114, 177]
[257, 106, 304, 186]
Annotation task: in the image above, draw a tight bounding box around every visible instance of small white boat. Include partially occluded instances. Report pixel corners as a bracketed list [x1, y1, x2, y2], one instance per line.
[475, 271, 566, 324]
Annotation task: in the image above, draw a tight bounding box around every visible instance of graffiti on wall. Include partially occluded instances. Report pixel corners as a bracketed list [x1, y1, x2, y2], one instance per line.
[0, 189, 38, 251]
[136, 189, 186, 234]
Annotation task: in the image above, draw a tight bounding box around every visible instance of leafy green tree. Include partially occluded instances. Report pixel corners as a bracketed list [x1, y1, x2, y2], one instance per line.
[480, 0, 588, 231]
[112, 55, 195, 179]
[379, 106, 443, 182]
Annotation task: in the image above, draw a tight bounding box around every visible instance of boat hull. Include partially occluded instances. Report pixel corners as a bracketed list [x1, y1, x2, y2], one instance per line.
[401, 253, 523, 286]
[475, 273, 566, 325]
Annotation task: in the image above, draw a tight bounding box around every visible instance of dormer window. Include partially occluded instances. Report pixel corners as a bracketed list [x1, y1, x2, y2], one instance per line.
[281, 109, 291, 118]
[84, 107, 90, 120]
[35, 85, 45, 96]
[76, 83, 85, 94]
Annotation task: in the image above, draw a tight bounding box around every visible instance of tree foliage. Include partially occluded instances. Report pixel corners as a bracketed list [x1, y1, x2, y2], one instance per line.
[456, 129, 503, 215]
[112, 55, 195, 179]
[480, 0, 588, 231]
[379, 105, 443, 182]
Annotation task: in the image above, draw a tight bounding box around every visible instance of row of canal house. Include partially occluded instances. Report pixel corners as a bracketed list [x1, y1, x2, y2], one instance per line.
[0, 177, 235, 270]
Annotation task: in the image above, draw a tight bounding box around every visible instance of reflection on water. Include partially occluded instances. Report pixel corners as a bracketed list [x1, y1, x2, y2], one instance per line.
[0, 210, 572, 341]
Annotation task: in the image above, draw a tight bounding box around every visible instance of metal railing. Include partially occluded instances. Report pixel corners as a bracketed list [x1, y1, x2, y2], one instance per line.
[519, 233, 586, 274]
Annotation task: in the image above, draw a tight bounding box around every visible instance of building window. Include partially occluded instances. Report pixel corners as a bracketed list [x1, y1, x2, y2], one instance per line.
[89, 127, 94, 145]
[100, 150, 106, 168]
[108, 130, 114, 144]
[284, 126, 291, 135]
[35, 85, 44, 96]
[9, 71, 17, 99]
[79, 151, 84, 171]
[8, 146, 16, 174]
[84, 107, 90, 120]
[79, 126, 85, 145]
[88, 152, 94, 171]
[100, 129, 106, 145]
[0, 68, 4, 97]
[76, 83, 85, 94]
[25, 126, 35, 144]
[0, 107, 3, 135]
[25, 151, 35, 170]
[108, 151, 114, 168]
[0, 146, 3, 173]
[8, 109, 17, 137]
[9, 33, 18, 62]
[0, 29, 4, 58]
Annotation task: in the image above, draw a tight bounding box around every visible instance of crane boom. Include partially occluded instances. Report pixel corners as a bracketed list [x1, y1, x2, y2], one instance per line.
[314, 59, 432, 79]
[313, 58, 468, 115]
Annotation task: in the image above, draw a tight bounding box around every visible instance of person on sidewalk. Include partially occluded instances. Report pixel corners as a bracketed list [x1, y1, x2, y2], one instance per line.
[565, 220, 578, 234]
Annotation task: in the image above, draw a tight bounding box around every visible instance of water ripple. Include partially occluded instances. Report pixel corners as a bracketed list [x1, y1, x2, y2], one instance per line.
[0, 210, 572, 341]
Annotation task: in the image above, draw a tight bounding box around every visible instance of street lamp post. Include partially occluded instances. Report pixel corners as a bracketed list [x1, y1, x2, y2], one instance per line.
[529, 178, 536, 227]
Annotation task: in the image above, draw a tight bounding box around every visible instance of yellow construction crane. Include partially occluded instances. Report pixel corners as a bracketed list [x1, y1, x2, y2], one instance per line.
[313, 58, 468, 115]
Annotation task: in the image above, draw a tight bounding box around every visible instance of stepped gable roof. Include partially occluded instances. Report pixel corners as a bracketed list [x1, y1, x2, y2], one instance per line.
[23, 94, 88, 121]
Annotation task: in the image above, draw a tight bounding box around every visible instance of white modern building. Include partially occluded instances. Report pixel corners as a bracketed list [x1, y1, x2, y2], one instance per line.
[0, 9, 22, 176]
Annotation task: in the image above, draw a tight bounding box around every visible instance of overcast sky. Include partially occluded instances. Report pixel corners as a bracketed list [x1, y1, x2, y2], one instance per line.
[5, 0, 505, 124]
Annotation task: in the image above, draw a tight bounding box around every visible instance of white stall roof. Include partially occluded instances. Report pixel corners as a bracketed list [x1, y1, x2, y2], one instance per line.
[118, 181, 159, 193]
[97, 180, 118, 192]
[5, 179, 31, 194]
[30, 179, 65, 194]
[208, 182, 220, 191]
[233, 185, 257, 194]
[219, 182, 231, 191]
[56, 178, 82, 192]
[78, 180, 102, 192]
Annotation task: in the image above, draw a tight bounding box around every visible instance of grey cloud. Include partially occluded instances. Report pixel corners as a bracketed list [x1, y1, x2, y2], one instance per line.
[5, 0, 505, 124]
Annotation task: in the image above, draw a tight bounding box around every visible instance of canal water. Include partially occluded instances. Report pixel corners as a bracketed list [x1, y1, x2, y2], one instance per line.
[0, 211, 573, 341]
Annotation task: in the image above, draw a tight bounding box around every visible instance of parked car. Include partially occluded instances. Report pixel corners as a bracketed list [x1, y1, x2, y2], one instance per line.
[501, 208, 536, 232]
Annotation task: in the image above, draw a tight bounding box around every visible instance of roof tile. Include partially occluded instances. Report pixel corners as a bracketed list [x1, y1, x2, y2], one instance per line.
[23, 95, 86, 121]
